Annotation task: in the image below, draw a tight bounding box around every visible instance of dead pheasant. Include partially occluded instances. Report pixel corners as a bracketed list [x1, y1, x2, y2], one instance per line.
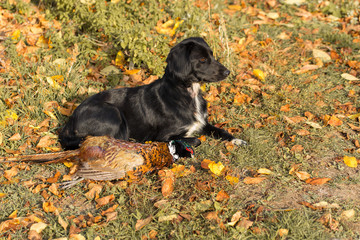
[1, 136, 194, 187]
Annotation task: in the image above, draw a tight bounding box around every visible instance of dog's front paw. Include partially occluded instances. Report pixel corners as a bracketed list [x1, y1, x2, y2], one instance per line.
[231, 138, 248, 146]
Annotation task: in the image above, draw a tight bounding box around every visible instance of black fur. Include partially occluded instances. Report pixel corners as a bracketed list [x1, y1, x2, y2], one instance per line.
[59, 37, 245, 150]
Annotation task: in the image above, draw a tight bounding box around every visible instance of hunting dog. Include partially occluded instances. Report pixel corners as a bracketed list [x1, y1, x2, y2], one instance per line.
[59, 37, 247, 149]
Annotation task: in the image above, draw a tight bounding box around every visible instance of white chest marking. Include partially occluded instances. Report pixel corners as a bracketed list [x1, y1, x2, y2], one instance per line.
[185, 83, 207, 137]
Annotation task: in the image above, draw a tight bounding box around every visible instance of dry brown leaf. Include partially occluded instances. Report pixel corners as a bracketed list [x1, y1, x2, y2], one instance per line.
[9, 133, 21, 141]
[295, 171, 311, 180]
[58, 214, 68, 230]
[149, 229, 158, 239]
[43, 202, 57, 213]
[47, 171, 61, 183]
[280, 104, 290, 112]
[327, 115, 343, 126]
[36, 135, 55, 148]
[48, 183, 59, 196]
[205, 211, 220, 222]
[295, 129, 310, 136]
[158, 214, 178, 222]
[243, 177, 266, 184]
[215, 190, 230, 202]
[237, 218, 253, 230]
[278, 228, 289, 237]
[85, 183, 103, 200]
[135, 215, 152, 230]
[95, 194, 115, 208]
[201, 159, 214, 169]
[101, 204, 119, 215]
[162, 177, 174, 198]
[105, 211, 118, 222]
[69, 234, 86, 240]
[305, 177, 331, 185]
[4, 167, 18, 181]
[291, 145, 304, 152]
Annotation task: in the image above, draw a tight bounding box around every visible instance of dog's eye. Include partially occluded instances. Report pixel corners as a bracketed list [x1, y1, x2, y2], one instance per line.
[199, 57, 207, 63]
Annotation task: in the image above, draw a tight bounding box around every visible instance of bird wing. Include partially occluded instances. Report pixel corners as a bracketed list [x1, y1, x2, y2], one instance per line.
[77, 148, 145, 181]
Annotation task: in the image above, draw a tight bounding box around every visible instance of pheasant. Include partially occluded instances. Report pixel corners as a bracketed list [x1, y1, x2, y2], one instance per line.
[1, 136, 194, 187]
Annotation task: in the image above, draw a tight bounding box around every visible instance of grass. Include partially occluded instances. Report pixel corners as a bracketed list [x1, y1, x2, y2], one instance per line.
[1, 0, 360, 239]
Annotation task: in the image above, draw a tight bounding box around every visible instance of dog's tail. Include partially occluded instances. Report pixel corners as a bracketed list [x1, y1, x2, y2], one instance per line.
[0, 150, 80, 163]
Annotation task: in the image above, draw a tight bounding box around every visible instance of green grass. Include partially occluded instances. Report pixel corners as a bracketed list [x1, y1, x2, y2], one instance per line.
[1, 0, 360, 239]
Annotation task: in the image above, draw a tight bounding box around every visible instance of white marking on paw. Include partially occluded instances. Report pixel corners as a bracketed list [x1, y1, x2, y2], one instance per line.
[231, 138, 247, 146]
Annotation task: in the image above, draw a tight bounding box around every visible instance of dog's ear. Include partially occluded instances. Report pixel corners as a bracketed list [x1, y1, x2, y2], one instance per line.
[165, 41, 194, 81]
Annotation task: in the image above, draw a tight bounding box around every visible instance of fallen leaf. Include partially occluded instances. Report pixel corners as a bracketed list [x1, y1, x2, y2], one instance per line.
[305, 121, 322, 129]
[215, 190, 229, 202]
[95, 194, 115, 207]
[341, 73, 359, 81]
[161, 177, 174, 198]
[278, 228, 289, 237]
[312, 49, 331, 63]
[340, 209, 355, 220]
[123, 69, 141, 75]
[205, 211, 220, 222]
[47, 171, 61, 183]
[43, 202, 57, 213]
[9, 133, 21, 141]
[201, 159, 214, 169]
[295, 171, 311, 180]
[295, 129, 310, 136]
[229, 211, 242, 226]
[225, 175, 239, 185]
[36, 135, 54, 148]
[343, 156, 357, 168]
[149, 229, 158, 239]
[30, 222, 48, 234]
[115, 50, 126, 67]
[0, 193, 6, 198]
[48, 183, 59, 196]
[291, 144, 304, 152]
[8, 210, 17, 219]
[257, 168, 273, 175]
[253, 69, 266, 81]
[158, 214, 178, 222]
[4, 167, 18, 181]
[85, 183, 103, 200]
[69, 234, 86, 240]
[327, 115, 343, 126]
[208, 161, 225, 176]
[58, 214, 68, 230]
[305, 177, 331, 185]
[237, 218, 253, 230]
[280, 104, 290, 112]
[105, 211, 118, 222]
[243, 177, 266, 184]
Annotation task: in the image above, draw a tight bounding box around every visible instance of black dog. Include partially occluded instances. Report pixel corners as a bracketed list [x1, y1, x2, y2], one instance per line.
[59, 37, 247, 150]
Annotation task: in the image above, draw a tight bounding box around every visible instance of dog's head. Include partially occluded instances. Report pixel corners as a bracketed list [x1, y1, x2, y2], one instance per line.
[165, 37, 230, 85]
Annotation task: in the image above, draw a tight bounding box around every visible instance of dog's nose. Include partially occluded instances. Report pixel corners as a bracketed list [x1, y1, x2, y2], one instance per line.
[224, 70, 230, 76]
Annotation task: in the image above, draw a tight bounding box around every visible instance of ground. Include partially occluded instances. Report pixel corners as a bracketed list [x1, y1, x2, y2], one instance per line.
[0, 0, 360, 239]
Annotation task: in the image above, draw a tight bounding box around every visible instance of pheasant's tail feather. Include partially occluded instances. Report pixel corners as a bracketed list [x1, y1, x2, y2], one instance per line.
[0, 149, 80, 163]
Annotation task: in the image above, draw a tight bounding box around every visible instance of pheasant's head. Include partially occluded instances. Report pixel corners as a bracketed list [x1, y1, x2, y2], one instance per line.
[168, 140, 194, 161]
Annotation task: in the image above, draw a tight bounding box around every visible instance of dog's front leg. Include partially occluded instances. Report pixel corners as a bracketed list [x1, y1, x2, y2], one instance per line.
[202, 123, 247, 146]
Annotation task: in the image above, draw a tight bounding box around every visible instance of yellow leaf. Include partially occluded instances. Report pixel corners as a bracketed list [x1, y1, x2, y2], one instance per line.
[0, 193, 7, 198]
[123, 69, 141, 75]
[208, 161, 225, 176]
[228, 5, 242, 11]
[43, 110, 57, 120]
[257, 168, 273, 175]
[36, 35, 49, 48]
[115, 50, 126, 66]
[63, 161, 74, 168]
[343, 156, 358, 168]
[46, 76, 61, 89]
[200, 84, 206, 92]
[8, 210, 17, 219]
[225, 175, 239, 185]
[253, 69, 266, 81]
[51, 75, 64, 83]
[348, 113, 360, 120]
[11, 30, 21, 42]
